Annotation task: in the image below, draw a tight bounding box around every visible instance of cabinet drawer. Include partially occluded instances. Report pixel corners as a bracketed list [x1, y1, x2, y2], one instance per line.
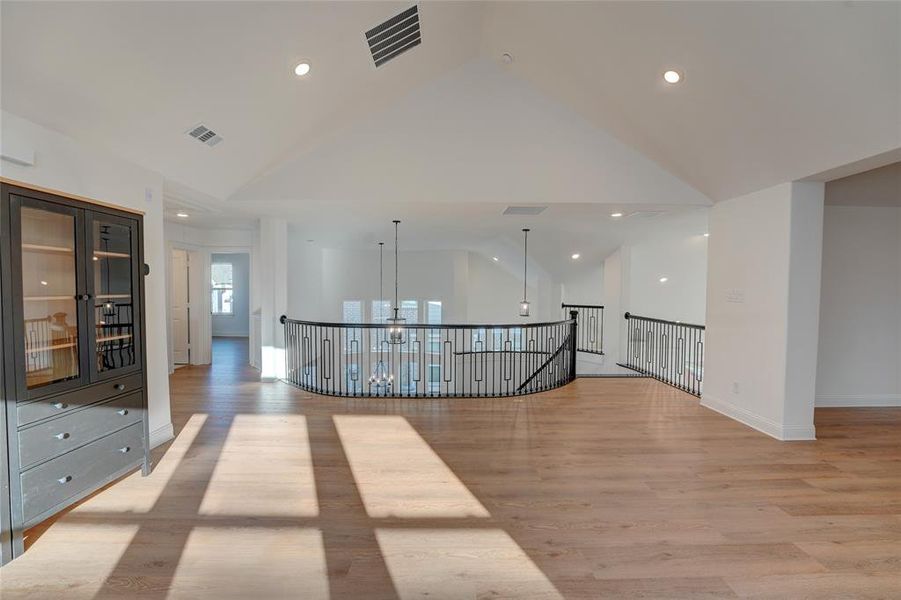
[17, 373, 143, 426]
[18, 391, 143, 469]
[21, 422, 143, 523]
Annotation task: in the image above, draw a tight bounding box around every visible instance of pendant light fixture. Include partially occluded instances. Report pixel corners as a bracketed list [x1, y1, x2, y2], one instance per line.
[369, 242, 393, 389]
[519, 228, 530, 317]
[387, 219, 406, 344]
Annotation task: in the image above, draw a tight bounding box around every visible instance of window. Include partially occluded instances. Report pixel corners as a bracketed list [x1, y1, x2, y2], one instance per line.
[426, 301, 442, 324]
[371, 300, 391, 323]
[426, 301, 442, 353]
[343, 301, 363, 324]
[400, 300, 418, 323]
[211, 262, 234, 315]
[428, 364, 441, 393]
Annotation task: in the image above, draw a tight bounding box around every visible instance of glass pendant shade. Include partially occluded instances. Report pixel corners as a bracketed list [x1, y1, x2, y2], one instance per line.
[387, 312, 406, 345]
[519, 228, 530, 317]
[388, 220, 405, 344]
[368, 359, 393, 389]
[519, 301, 530, 317]
[102, 301, 116, 316]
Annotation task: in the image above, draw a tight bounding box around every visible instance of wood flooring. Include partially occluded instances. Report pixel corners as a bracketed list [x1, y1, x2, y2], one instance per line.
[1, 337, 900, 599]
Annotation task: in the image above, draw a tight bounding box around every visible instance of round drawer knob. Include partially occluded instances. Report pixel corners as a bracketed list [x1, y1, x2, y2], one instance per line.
[114, 383, 126, 391]
[118, 446, 131, 453]
[58, 475, 73, 484]
[54, 432, 70, 440]
[117, 409, 129, 416]
[53, 402, 68, 410]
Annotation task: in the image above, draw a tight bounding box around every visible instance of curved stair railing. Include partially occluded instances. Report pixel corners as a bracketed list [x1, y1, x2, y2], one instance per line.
[280, 312, 578, 398]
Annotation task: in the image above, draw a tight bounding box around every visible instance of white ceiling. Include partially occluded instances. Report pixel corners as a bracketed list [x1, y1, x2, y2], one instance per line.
[2, 1, 898, 212]
[1, 1, 484, 200]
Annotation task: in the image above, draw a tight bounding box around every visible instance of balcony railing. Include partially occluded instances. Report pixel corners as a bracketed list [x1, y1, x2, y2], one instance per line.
[280, 313, 578, 398]
[561, 303, 604, 355]
[621, 312, 705, 396]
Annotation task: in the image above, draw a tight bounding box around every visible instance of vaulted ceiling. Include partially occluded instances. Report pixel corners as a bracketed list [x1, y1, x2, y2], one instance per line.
[2, 1, 899, 212]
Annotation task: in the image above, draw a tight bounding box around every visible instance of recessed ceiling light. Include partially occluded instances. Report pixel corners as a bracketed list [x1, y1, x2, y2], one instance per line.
[176, 212, 189, 218]
[659, 276, 669, 283]
[40, 280, 48, 286]
[610, 212, 623, 218]
[663, 70, 682, 84]
[703, 233, 710, 237]
[294, 62, 311, 77]
[492, 256, 499, 262]
[571, 253, 580, 260]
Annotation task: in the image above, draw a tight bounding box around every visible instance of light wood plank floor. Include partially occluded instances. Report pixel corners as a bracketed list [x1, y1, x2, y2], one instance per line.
[2, 337, 900, 599]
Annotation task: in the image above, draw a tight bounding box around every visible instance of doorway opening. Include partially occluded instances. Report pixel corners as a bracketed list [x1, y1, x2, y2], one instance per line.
[210, 252, 250, 365]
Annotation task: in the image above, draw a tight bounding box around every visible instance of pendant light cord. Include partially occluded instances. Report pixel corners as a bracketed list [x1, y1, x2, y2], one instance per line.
[522, 228, 529, 302]
[378, 242, 384, 312]
[393, 220, 400, 313]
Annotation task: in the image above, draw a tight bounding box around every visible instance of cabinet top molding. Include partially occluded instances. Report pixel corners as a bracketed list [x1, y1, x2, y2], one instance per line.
[0, 177, 145, 216]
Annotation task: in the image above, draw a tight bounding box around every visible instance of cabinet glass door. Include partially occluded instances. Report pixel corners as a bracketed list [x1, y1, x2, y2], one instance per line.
[19, 205, 84, 391]
[89, 215, 140, 377]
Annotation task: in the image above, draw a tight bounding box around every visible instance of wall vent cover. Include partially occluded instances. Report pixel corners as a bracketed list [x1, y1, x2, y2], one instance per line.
[186, 124, 223, 147]
[503, 205, 547, 216]
[365, 5, 421, 68]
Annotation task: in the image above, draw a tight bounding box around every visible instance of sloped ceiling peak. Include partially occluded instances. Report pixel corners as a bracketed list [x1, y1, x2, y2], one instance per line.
[231, 60, 711, 207]
[480, 1, 901, 201]
[1, 1, 485, 200]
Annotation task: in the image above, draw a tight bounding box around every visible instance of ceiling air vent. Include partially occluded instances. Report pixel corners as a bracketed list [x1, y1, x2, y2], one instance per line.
[186, 124, 223, 148]
[503, 205, 548, 216]
[365, 5, 421, 68]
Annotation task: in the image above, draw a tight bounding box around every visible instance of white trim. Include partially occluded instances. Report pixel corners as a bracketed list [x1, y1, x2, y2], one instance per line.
[816, 394, 901, 407]
[701, 393, 817, 441]
[149, 422, 175, 449]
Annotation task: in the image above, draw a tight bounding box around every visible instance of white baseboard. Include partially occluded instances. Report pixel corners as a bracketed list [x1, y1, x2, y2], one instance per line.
[701, 394, 816, 441]
[149, 422, 175, 449]
[816, 394, 901, 407]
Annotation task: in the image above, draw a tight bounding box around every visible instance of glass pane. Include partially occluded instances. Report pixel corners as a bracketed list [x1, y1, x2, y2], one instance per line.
[21, 206, 80, 389]
[211, 263, 233, 287]
[93, 220, 135, 373]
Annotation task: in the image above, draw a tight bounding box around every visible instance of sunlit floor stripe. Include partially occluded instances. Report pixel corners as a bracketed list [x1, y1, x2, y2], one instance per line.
[199, 414, 318, 517]
[334, 415, 489, 518]
[376, 528, 564, 600]
[0, 523, 140, 599]
[75, 414, 209, 514]
[167, 527, 329, 600]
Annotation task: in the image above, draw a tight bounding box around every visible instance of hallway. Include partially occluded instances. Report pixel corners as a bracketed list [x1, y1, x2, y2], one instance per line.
[1, 338, 900, 599]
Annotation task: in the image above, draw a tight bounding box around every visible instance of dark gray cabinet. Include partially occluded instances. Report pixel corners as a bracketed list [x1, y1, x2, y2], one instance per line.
[0, 182, 150, 565]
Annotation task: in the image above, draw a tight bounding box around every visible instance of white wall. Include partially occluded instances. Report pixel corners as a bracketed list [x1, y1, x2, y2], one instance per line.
[211, 252, 250, 337]
[561, 265, 604, 306]
[816, 206, 901, 406]
[1, 110, 172, 446]
[702, 182, 824, 441]
[285, 237, 566, 326]
[626, 233, 708, 325]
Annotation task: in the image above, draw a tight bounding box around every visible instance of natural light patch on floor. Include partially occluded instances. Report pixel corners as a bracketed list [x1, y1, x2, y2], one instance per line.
[376, 529, 564, 600]
[167, 527, 329, 600]
[75, 414, 209, 513]
[0, 523, 139, 599]
[334, 415, 490, 518]
[199, 414, 318, 516]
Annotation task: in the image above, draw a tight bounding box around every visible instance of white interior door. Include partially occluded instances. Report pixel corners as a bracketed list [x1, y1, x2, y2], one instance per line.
[170, 248, 190, 364]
